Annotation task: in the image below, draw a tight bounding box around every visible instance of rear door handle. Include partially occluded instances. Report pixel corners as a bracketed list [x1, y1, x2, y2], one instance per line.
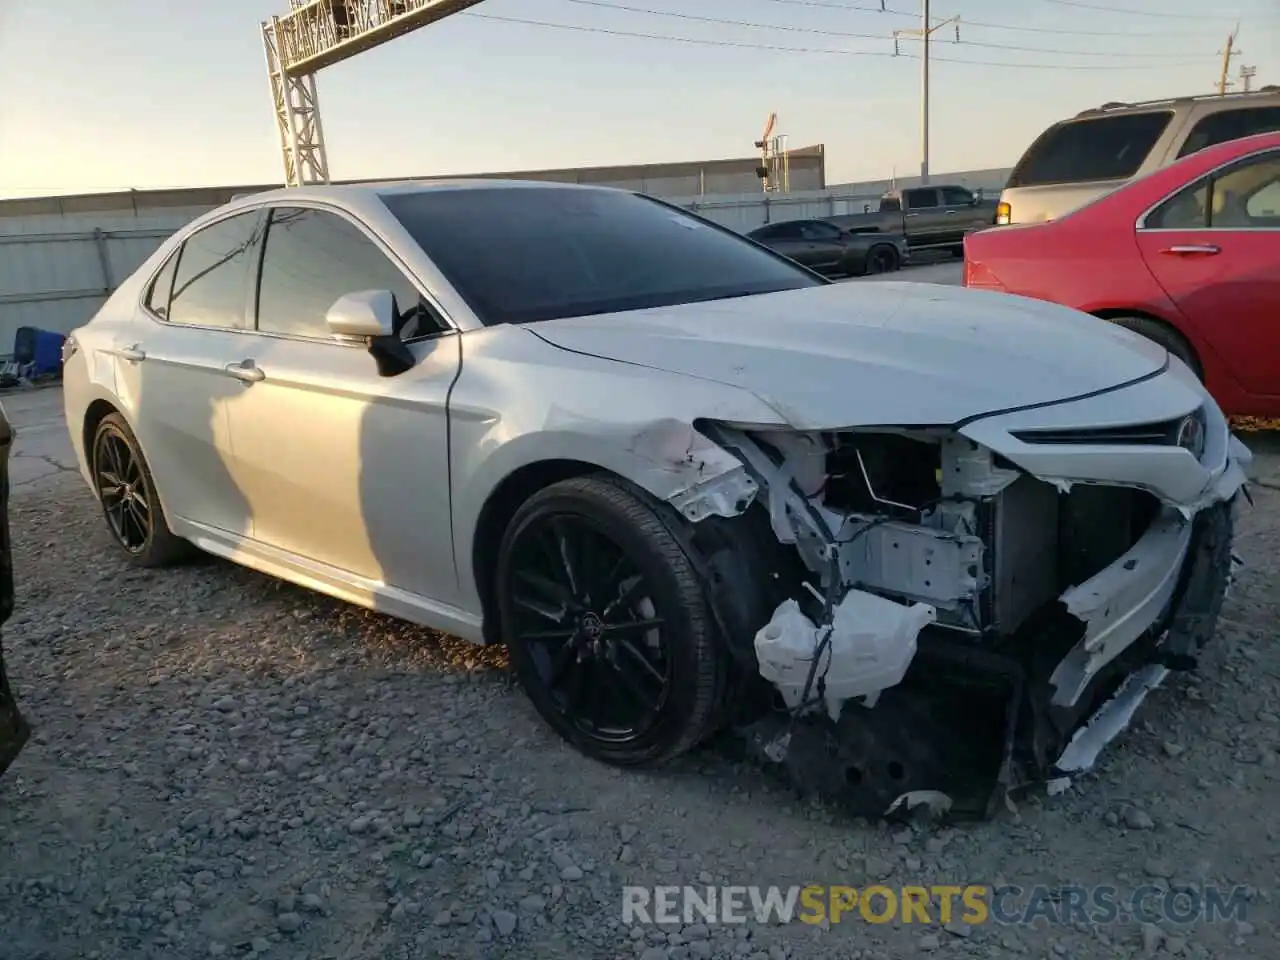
[223, 360, 265, 383]
[1161, 244, 1220, 256]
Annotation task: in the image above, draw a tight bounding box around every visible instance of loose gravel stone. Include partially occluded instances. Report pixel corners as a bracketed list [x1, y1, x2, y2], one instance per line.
[0, 464, 1277, 959]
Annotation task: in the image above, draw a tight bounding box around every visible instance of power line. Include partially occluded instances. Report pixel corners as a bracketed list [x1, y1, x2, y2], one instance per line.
[463, 11, 1216, 70]
[754, 0, 1212, 37]
[1041, 0, 1248, 20]
[558, 0, 1217, 59]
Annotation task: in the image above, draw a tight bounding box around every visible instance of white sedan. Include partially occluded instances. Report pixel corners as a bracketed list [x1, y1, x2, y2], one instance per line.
[62, 180, 1250, 817]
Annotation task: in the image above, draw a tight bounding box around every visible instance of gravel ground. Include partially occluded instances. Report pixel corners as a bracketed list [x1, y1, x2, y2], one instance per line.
[1, 467, 1277, 960]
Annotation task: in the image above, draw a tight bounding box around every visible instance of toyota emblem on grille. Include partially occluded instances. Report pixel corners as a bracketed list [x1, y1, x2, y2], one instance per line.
[1176, 414, 1204, 458]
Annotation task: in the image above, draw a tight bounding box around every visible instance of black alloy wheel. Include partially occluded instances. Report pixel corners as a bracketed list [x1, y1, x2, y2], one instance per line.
[865, 245, 900, 275]
[91, 413, 190, 567]
[94, 423, 151, 553]
[497, 475, 726, 766]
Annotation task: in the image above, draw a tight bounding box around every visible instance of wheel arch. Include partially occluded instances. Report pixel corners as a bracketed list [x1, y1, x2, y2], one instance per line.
[1089, 308, 1204, 378]
[82, 398, 122, 465]
[470, 458, 607, 644]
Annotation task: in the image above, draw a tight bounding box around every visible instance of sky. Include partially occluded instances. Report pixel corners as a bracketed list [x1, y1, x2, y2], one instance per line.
[0, 0, 1276, 198]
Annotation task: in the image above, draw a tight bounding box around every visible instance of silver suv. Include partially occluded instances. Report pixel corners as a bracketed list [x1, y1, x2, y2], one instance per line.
[997, 88, 1280, 225]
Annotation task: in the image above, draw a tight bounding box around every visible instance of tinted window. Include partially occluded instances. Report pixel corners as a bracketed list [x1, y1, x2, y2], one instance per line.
[942, 186, 973, 206]
[1007, 111, 1174, 188]
[145, 251, 179, 319]
[1177, 107, 1280, 159]
[383, 188, 821, 326]
[168, 212, 262, 329]
[880, 196, 901, 212]
[256, 207, 446, 340]
[1146, 181, 1209, 229]
[757, 222, 803, 240]
[904, 189, 939, 209]
[799, 222, 842, 240]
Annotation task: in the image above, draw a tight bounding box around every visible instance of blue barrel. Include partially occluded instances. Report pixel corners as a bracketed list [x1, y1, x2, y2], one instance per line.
[12, 327, 66, 377]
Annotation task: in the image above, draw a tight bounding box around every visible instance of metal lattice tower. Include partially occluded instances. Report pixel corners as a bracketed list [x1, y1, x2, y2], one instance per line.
[262, 0, 488, 187]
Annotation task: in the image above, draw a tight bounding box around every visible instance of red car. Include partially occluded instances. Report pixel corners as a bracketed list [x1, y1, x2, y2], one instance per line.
[964, 131, 1280, 416]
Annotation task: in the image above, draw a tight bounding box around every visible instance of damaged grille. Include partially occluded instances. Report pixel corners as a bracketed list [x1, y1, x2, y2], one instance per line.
[818, 433, 1161, 639]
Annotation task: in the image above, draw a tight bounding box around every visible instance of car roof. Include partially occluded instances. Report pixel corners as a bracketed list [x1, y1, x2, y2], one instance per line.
[230, 178, 628, 207]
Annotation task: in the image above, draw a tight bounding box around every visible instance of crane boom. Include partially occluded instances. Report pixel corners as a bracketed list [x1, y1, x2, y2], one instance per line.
[262, 0, 487, 187]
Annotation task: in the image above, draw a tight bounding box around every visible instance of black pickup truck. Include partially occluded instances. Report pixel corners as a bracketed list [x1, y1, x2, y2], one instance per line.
[827, 184, 999, 256]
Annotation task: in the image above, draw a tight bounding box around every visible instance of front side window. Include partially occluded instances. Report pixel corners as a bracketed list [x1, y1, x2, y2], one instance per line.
[799, 222, 842, 240]
[1177, 107, 1280, 159]
[1144, 152, 1280, 229]
[383, 187, 822, 326]
[168, 212, 263, 329]
[255, 207, 446, 340]
[942, 186, 974, 206]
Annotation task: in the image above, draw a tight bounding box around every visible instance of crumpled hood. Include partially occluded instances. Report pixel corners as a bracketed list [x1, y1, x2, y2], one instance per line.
[531, 282, 1168, 429]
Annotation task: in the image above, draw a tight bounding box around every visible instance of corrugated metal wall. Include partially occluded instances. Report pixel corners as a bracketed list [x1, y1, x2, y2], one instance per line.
[0, 209, 204, 347]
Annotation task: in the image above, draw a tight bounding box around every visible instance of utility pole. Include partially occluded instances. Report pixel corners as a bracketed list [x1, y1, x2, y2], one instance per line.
[1216, 24, 1241, 96]
[893, 1, 959, 185]
[1240, 64, 1257, 93]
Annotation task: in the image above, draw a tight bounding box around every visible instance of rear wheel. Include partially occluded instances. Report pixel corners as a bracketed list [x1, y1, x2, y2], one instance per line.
[1104, 315, 1201, 379]
[496, 475, 727, 766]
[864, 245, 900, 275]
[91, 413, 191, 567]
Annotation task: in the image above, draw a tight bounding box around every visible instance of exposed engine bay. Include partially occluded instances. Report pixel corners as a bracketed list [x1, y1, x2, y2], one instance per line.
[677, 421, 1246, 819]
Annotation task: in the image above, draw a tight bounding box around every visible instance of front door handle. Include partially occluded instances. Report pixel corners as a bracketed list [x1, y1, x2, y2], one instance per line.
[112, 344, 146, 362]
[223, 360, 265, 383]
[1161, 244, 1220, 256]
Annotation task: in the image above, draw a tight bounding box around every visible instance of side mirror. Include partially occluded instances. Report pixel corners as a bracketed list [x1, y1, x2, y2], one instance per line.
[325, 290, 414, 378]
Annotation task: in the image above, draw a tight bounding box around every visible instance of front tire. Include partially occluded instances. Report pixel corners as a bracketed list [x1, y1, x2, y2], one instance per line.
[91, 413, 191, 567]
[496, 474, 727, 767]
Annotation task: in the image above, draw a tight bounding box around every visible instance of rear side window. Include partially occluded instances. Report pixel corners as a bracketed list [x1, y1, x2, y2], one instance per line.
[168, 212, 263, 329]
[144, 251, 179, 319]
[1006, 111, 1174, 188]
[757, 222, 803, 240]
[799, 222, 842, 240]
[1176, 106, 1280, 158]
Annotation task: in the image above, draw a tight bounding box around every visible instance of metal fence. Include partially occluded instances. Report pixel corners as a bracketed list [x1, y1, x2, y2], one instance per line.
[0, 226, 173, 346]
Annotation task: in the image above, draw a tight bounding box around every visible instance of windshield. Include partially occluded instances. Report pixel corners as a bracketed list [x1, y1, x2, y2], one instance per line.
[382, 187, 823, 326]
[1006, 110, 1173, 189]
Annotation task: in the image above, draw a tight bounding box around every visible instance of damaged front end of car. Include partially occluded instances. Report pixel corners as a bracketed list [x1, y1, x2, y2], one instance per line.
[664, 403, 1250, 820]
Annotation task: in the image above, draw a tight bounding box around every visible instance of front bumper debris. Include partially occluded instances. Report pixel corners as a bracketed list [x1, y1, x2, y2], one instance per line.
[738, 497, 1238, 820]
